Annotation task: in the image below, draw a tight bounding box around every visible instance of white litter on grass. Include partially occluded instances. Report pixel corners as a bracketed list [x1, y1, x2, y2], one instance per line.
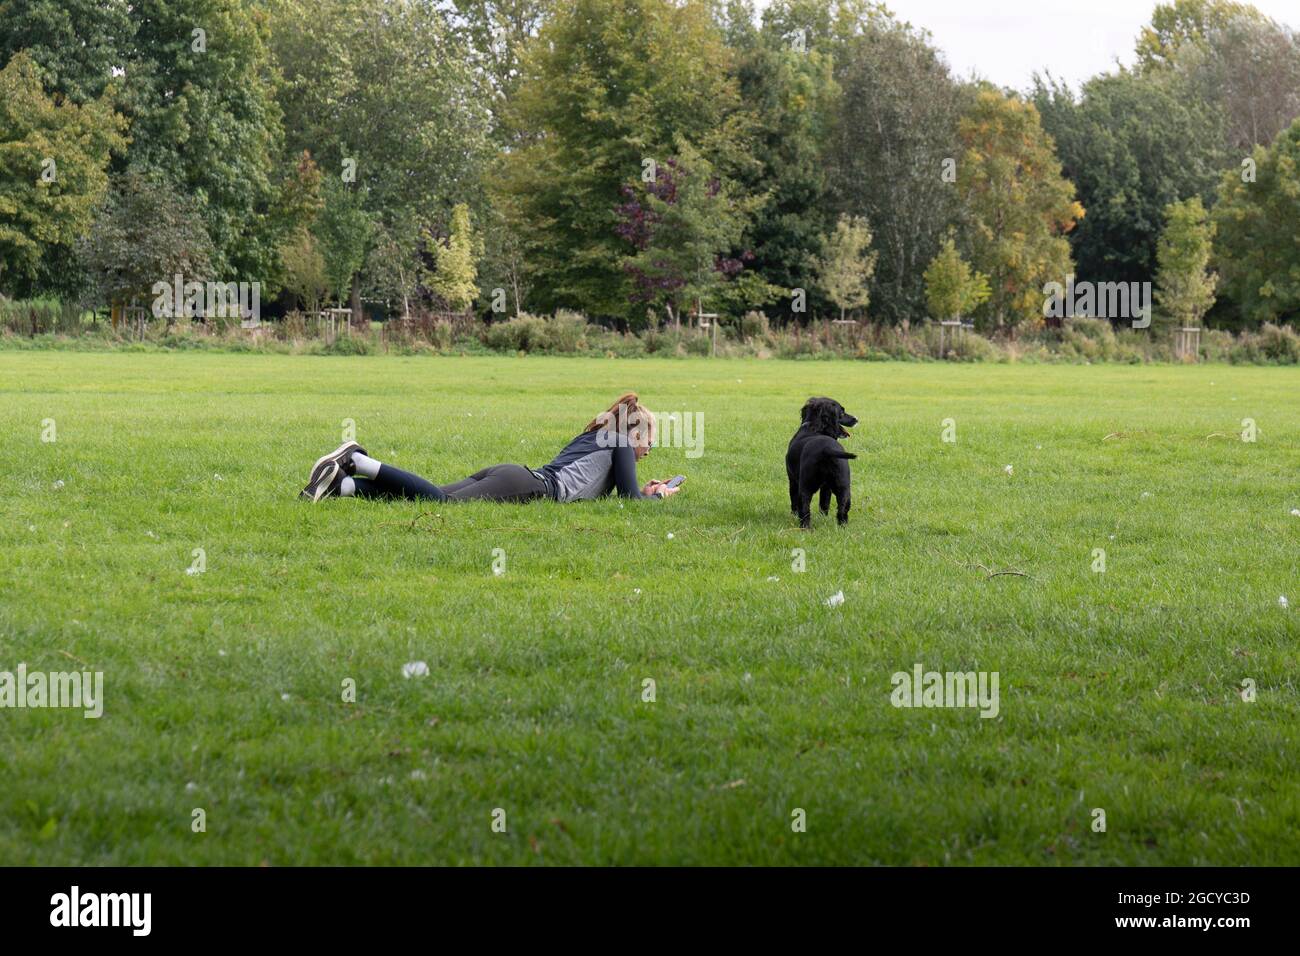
[185, 782, 197, 792]
[280, 693, 291, 701]
[217, 650, 226, 657]
[766, 576, 780, 582]
[666, 532, 674, 539]
[1280, 596, 1290, 610]
[1290, 509, 1300, 517]
[1141, 492, 1152, 499]
[28, 524, 35, 532]
[213, 473, 224, 482]
[52, 479, 64, 490]
[633, 588, 642, 595]
[825, 590, 845, 608]
[1004, 465, 1013, 476]
[402, 661, 429, 679]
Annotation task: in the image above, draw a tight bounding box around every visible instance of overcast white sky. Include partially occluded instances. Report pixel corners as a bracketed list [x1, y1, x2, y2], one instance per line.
[763, 0, 1299, 92]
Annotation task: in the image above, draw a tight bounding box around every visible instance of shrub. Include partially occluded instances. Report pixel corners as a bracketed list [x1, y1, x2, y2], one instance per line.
[324, 331, 371, 355]
[483, 314, 547, 352]
[1255, 322, 1300, 363]
[1200, 329, 1234, 363]
[0, 299, 84, 335]
[281, 311, 307, 341]
[740, 310, 769, 339]
[1066, 317, 1114, 342]
[542, 310, 589, 352]
[1055, 318, 1122, 362]
[6, 299, 1300, 364]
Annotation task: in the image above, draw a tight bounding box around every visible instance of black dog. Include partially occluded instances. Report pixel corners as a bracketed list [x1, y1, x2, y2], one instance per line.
[786, 397, 857, 528]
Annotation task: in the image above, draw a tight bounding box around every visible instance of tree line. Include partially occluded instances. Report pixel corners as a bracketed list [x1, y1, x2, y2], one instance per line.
[0, 0, 1298, 332]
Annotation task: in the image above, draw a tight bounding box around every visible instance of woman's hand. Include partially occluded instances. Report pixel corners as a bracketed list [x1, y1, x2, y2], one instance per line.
[643, 480, 681, 498]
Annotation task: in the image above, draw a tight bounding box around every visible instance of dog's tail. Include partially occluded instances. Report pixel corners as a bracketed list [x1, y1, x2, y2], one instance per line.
[827, 449, 857, 460]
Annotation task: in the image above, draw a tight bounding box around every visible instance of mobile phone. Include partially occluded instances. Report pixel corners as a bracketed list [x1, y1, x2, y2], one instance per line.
[664, 475, 686, 489]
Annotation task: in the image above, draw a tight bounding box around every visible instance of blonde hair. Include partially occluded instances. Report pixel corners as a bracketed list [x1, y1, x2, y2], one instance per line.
[584, 391, 656, 448]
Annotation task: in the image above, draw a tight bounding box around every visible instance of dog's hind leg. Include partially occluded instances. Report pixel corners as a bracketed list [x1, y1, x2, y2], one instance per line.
[818, 485, 832, 515]
[788, 473, 800, 515]
[797, 493, 814, 529]
[836, 486, 851, 526]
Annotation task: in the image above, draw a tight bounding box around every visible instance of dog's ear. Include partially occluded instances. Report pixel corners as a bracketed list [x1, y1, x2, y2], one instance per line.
[800, 399, 816, 423]
[816, 402, 841, 436]
[802, 398, 836, 436]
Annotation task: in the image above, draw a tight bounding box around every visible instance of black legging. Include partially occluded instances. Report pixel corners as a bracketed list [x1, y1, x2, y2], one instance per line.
[352, 463, 547, 503]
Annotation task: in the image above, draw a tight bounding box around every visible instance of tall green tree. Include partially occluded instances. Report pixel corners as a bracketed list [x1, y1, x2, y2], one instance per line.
[1135, 0, 1260, 71]
[497, 0, 749, 321]
[280, 229, 329, 316]
[476, 197, 530, 317]
[1184, 12, 1300, 153]
[724, 1, 836, 322]
[924, 236, 991, 322]
[0, 52, 125, 296]
[1155, 196, 1217, 331]
[826, 10, 966, 324]
[761, 0, 887, 50]
[314, 179, 374, 309]
[121, 0, 287, 283]
[1212, 117, 1300, 324]
[815, 214, 877, 321]
[0, 0, 133, 104]
[1137, 2, 1300, 154]
[367, 220, 425, 321]
[77, 172, 215, 313]
[450, 0, 553, 139]
[427, 203, 482, 314]
[268, 0, 490, 311]
[615, 144, 759, 326]
[1032, 68, 1227, 286]
[957, 88, 1085, 330]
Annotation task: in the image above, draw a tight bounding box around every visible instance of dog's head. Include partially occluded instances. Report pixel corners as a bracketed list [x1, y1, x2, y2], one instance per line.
[801, 397, 858, 439]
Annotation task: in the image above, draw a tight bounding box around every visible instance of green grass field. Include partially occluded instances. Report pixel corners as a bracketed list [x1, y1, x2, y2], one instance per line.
[3, 352, 1297, 865]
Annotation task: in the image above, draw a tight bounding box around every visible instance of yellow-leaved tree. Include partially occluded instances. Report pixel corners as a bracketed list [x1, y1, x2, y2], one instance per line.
[957, 88, 1085, 330]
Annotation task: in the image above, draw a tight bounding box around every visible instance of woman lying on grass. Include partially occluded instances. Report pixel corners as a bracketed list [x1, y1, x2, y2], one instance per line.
[300, 392, 682, 504]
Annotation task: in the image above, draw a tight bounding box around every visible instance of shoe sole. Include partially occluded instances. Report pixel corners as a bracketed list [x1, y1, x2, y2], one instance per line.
[301, 441, 364, 501]
[300, 458, 333, 499]
[310, 462, 341, 503]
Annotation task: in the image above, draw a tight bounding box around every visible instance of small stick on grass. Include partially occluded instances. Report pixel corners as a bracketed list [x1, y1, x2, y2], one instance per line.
[929, 547, 1032, 581]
